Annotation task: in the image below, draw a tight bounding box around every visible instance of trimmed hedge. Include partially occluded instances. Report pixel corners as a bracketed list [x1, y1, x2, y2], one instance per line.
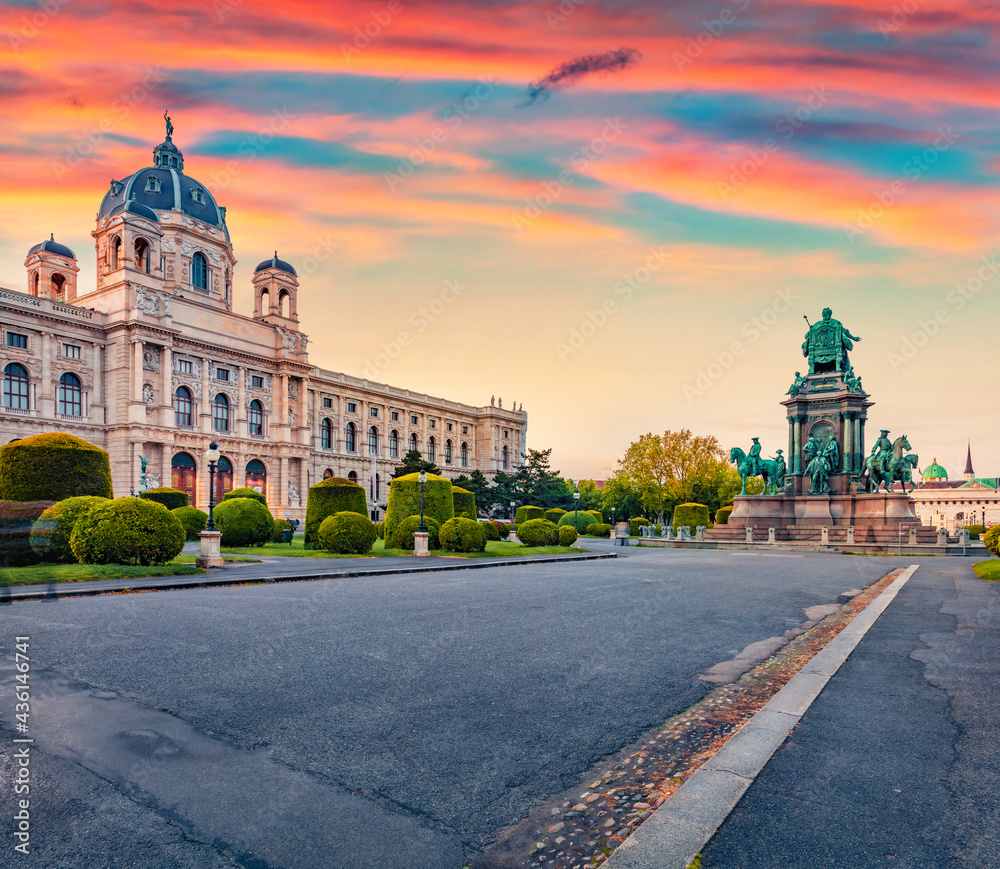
[386, 515, 441, 550]
[715, 506, 734, 525]
[493, 520, 510, 540]
[983, 525, 1000, 557]
[966, 524, 985, 541]
[586, 509, 604, 524]
[518, 518, 559, 547]
[171, 506, 208, 541]
[214, 497, 274, 547]
[375, 520, 385, 540]
[0, 432, 112, 502]
[29, 496, 109, 563]
[70, 498, 184, 565]
[586, 522, 611, 537]
[140, 487, 188, 511]
[1, 501, 55, 566]
[439, 517, 487, 552]
[270, 519, 295, 543]
[629, 518, 650, 536]
[305, 477, 367, 545]
[674, 503, 710, 533]
[317, 511, 377, 554]
[515, 505, 544, 525]
[558, 525, 578, 546]
[482, 520, 500, 541]
[559, 511, 595, 534]
[223, 487, 267, 506]
[385, 473, 453, 539]
[452, 486, 478, 520]
[545, 508, 568, 524]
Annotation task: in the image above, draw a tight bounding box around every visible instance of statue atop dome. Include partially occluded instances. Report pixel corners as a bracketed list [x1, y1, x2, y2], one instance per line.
[164, 110, 173, 139]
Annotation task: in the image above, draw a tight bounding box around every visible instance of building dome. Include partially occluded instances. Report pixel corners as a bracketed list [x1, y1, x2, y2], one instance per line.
[97, 136, 226, 229]
[254, 252, 297, 276]
[107, 198, 160, 223]
[27, 234, 75, 260]
[922, 458, 948, 481]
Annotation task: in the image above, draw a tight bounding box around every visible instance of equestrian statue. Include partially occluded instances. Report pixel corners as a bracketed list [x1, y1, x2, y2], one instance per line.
[861, 432, 916, 494]
[729, 438, 786, 496]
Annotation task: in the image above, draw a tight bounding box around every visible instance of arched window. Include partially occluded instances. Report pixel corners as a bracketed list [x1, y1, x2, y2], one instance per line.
[172, 452, 197, 506]
[368, 425, 378, 455]
[58, 373, 81, 417]
[502, 444, 509, 470]
[51, 273, 66, 300]
[321, 418, 332, 449]
[347, 470, 358, 484]
[192, 252, 208, 291]
[370, 472, 382, 502]
[428, 436, 436, 462]
[248, 399, 264, 436]
[322, 468, 333, 479]
[279, 290, 289, 318]
[30, 271, 39, 296]
[409, 432, 417, 452]
[389, 430, 399, 458]
[214, 456, 234, 503]
[259, 288, 269, 316]
[111, 236, 122, 270]
[174, 386, 192, 427]
[134, 238, 151, 274]
[444, 439, 453, 464]
[3, 364, 29, 410]
[461, 442, 468, 467]
[245, 459, 266, 496]
[345, 422, 357, 452]
[213, 393, 230, 432]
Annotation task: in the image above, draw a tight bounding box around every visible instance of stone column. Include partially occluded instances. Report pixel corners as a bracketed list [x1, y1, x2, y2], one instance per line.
[793, 416, 803, 475]
[90, 342, 103, 412]
[298, 378, 308, 445]
[129, 340, 144, 423]
[279, 374, 289, 443]
[236, 366, 246, 437]
[40, 332, 53, 417]
[279, 454, 289, 512]
[200, 357, 211, 433]
[160, 346, 172, 427]
[787, 417, 795, 472]
[858, 418, 866, 467]
[843, 412, 852, 473]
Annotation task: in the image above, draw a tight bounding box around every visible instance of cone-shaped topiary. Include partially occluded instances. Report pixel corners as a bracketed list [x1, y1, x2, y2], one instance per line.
[715, 505, 734, 525]
[223, 487, 267, 505]
[673, 503, 709, 533]
[0, 432, 112, 502]
[452, 486, 477, 520]
[140, 487, 188, 510]
[31, 496, 111, 563]
[559, 511, 596, 534]
[171, 506, 208, 541]
[305, 477, 367, 545]
[385, 473, 453, 539]
[70, 498, 185, 565]
[214, 497, 275, 547]
[439, 517, 487, 552]
[515, 505, 544, 525]
[317, 511, 377, 554]
[629, 518, 650, 536]
[386, 515, 441, 550]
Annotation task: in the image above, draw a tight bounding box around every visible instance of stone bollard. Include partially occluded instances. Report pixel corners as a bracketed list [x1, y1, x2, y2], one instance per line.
[767, 527, 776, 544]
[745, 525, 753, 544]
[821, 526, 829, 545]
[678, 527, 690, 541]
[196, 529, 224, 569]
[413, 531, 430, 557]
[695, 525, 706, 542]
[909, 527, 918, 546]
[936, 527, 948, 546]
[664, 526, 674, 541]
[847, 525, 855, 545]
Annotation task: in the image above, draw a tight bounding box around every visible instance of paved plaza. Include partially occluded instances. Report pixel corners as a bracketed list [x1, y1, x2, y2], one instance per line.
[1, 548, 995, 867]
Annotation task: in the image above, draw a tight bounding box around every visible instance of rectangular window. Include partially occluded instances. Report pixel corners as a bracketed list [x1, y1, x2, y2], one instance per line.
[370, 407, 378, 417]
[504, 429, 509, 439]
[216, 368, 229, 382]
[447, 422, 453, 432]
[410, 414, 418, 425]
[251, 375, 264, 389]
[7, 333, 27, 349]
[391, 411, 399, 421]
[178, 359, 193, 375]
[462, 426, 468, 435]
[430, 419, 436, 429]
[347, 401, 357, 413]
[323, 397, 333, 408]
[63, 344, 81, 359]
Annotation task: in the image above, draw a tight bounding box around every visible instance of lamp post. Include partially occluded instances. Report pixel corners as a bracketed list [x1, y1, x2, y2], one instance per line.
[573, 490, 580, 532]
[510, 500, 516, 523]
[205, 441, 220, 530]
[417, 470, 427, 532]
[610, 505, 616, 527]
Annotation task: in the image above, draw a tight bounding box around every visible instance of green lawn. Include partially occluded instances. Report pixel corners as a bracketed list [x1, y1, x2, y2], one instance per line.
[220, 538, 585, 559]
[974, 560, 1000, 581]
[0, 562, 205, 587]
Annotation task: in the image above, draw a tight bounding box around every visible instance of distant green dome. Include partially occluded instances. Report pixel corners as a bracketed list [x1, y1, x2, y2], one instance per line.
[922, 458, 948, 481]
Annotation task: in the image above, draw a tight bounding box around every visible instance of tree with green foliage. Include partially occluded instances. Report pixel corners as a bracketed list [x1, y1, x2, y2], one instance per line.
[451, 469, 490, 511]
[391, 448, 441, 479]
[598, 472, 646, 523]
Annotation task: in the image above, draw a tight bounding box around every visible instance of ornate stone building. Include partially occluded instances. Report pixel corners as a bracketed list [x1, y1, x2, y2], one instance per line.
[910, 446, 999, 531]
[0, 130, 526, 520]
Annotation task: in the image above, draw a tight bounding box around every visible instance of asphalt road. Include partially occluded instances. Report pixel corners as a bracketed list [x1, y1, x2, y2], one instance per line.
[0, 548, 899, 868]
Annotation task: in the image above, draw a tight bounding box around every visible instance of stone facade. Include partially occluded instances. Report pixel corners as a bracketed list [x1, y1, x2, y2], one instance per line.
[0, 133, 525, 521]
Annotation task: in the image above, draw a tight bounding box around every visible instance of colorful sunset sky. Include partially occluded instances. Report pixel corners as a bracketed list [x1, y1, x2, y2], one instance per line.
[2, 0, 998, 480]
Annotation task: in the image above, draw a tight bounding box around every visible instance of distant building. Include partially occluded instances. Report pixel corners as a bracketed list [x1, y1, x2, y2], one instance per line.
[0, 128, 526, 519]
[911, 445, 999, 530]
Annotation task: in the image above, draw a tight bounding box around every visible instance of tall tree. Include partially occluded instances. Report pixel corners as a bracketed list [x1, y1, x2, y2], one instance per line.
[391, 448, 441, 479]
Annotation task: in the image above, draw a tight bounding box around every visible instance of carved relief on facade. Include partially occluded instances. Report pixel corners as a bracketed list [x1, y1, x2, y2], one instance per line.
[288, 480, 300, 502]
[161, 237, 176, 253]
[288, 379, 298, 401]
[181, 240, 195, 256]
[142, 346, 160, 372]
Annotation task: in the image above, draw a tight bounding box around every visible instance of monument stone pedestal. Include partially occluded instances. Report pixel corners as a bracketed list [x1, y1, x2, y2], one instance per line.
[413, 531, 430, 557]
[196, 530, 224, 568]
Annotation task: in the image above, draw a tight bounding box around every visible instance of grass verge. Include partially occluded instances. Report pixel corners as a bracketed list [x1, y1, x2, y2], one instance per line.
[0, 562, 205, 587]
[974, 560, 1000, 581]
[220, 538, 585, 559]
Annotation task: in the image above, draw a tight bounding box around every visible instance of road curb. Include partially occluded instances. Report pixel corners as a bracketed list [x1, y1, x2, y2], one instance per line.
[604, 564, 919, 869]
[0, 551, 618, 602]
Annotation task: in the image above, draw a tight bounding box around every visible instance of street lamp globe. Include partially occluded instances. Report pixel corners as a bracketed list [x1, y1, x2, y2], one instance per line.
[205, 441, 220, 530]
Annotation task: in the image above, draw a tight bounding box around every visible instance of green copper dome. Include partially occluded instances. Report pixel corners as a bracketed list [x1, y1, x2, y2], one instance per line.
[922, 458, 948, 481]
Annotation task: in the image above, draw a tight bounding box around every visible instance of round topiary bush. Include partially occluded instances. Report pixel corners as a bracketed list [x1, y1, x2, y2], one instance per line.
[559, 511, 596, 534]
[545, 508, 567, 524]
[305, 477, 367, 545]
[673, 503, 710, 533]
[984, 525, 1000, 557]
[515, 505, 544, 525]
[629, 517, 650, 536]
[317, 511, 377, 554]
[493, 520, 511, 540]
[587, 509, 604, 524]
[171, 506, 208, 541]
[482, 520, 500, 541]
[223, 486, 268, 506]
[0, 433, 112, 502]
[966, 524, 985, 541]
[558, 525, 578, 546]
[387, 515, 441, 550]
[384, 473, 453, 539]
[29, 496, 110, 563]
[140, 487, 188, 511]
[452, 486, 477, 520]
[586, 522, 611, 538]
[70, 498, 185, 565]
[213, 497, 274, 547]
[439, 517, 487, 552]
[517, 518, 559, 547]
[0, 501, 55, 566]
[715, 506, 734, 525]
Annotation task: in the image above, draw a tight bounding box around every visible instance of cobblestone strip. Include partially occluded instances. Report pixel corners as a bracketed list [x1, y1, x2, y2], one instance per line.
[471, 567, 905, 869]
